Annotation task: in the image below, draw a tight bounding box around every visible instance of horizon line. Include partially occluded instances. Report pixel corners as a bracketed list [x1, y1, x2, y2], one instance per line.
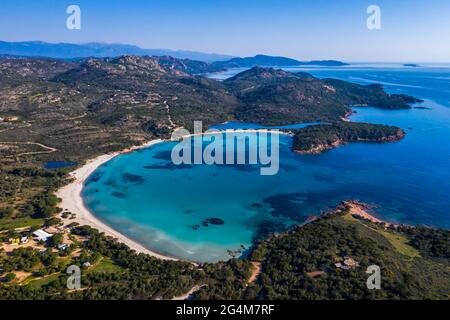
[1, 39, 450, 64]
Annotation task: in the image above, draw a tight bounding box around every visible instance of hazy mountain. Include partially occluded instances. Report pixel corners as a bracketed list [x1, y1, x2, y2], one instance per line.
[0, 41, 233, 62]
[153, 56, 226, 74]
[302, 60, 349, 66]
[212, 55, 349, 69]
[213, 54, 303, 68]
[0, 41, 350, 68]
[0, 56, 415, 137]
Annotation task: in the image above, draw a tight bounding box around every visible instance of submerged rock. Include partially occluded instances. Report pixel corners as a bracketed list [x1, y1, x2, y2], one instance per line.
[111, 192, 126, 198]
[87, 171, 104, 183]
[206, 218, 225, 225]
[122, 173, 146, 184]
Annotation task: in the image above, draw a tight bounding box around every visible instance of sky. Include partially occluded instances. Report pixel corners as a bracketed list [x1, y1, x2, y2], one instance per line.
[0, 0, 449, 62]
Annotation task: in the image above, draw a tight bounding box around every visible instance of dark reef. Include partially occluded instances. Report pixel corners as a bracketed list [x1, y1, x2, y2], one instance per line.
[203, 218, 225, 226]
[111, 192, 126, 198]
[122, 173, 146, 184]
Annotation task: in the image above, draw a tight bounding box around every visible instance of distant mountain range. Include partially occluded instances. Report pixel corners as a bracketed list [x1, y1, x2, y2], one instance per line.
[0, 41, 233, 62]
[0, 41, 349, 68]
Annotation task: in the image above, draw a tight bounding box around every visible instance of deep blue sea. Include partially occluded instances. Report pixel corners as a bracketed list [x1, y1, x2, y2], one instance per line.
[83, 64, 450, 262]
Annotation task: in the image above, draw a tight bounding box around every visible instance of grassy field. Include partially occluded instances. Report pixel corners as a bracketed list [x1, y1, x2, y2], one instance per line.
[342, 211, 420, 258]
[0, 217, 45, 231]
[87, 258, 123, 274]
[377, 229, 420, 258]
[26, 273, 60, 289]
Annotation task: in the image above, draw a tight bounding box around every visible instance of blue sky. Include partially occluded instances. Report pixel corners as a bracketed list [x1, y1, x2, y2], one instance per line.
[0, 0, 449, 62]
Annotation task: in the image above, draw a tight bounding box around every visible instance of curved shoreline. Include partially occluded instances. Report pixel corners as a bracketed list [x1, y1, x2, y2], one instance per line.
[56, 139, 181, 260]
[56, 129, 289, 261]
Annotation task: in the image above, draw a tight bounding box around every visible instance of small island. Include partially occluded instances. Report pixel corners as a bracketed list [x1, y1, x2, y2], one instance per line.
[403, 63, 421, 68]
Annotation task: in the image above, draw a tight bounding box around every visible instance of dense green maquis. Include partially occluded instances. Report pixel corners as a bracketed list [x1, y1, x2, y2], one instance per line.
[252, 216, 450, 300]
[193, 206, 450, 300]
[322, 78, 418, 110]
[223, 67, 420, 125]
[292, 122, 405, 153]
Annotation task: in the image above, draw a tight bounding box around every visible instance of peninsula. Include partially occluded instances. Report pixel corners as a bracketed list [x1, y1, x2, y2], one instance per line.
[292, 122, 406, 154]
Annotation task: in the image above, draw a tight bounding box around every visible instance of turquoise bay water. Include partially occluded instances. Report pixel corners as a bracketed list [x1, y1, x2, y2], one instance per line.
[209, 121, 324, 130]
[83, 65, 450, 262]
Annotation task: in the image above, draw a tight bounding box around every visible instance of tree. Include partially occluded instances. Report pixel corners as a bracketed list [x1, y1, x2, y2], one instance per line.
[50, 233, 64, 247]
[45, 217, 62, 227]
[0, 207, 14, 219]
[3, 273, 16, 283]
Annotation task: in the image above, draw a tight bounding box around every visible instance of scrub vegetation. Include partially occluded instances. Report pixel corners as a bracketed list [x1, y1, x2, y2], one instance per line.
[1, 56, 446, 300]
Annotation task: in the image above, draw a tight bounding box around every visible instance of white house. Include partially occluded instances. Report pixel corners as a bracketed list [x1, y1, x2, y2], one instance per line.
[57, 243, 69, 251]
[32, 229, 53, 242]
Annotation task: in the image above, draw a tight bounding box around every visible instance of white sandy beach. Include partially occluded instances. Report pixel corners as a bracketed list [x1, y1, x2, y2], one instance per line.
[55, 139, 180, 260]
[55, 129, 289, 261]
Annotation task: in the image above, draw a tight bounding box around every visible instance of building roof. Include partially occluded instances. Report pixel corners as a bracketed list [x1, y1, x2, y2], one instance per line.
[32, 229, 53, 241]
[343, 257, 359, 267]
